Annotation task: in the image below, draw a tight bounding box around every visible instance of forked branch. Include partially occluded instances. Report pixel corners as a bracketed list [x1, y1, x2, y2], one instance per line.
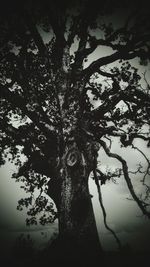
[98, 139, 150, 219]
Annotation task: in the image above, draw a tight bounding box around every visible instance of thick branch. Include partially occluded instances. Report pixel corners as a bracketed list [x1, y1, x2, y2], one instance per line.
[23, 13, 48, 57]
[45, 1, 66, 43]
[96, 69, 117, 78]
[83, 51, 120, 79]
[0, 118, 19, 138]
[83, 48, 149, 80]
[91, 90, 122, 121]
[90, 85, 150, 121]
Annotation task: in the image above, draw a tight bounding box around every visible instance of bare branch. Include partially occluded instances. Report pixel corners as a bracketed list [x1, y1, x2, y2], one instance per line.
[93, 169, 122, 250]
[132, 144, 150, 200]
[83, 51, 120, 79]
[98, 139, 150, 218]
[83, 46, 150, 80]
[96, 68, 117, 78]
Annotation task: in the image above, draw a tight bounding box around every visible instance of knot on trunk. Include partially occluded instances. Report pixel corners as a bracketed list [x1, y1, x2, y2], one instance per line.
[66, 148, 80, 167]
[92, 142, 100, 152]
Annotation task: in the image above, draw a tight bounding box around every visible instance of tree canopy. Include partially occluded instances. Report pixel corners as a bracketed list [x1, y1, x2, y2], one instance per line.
[0, 0, 150, 248]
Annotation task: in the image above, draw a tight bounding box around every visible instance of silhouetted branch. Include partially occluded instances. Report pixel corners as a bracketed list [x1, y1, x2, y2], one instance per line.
[142, 71, 150, 94]
[98, 139, 150, 218]
[93, 169, 122, 250]
[45, 1, 66, 42]
[132, 144, 150, 200]
[96, 69, 117, 78]
[83, 47, 150, 80]
[23, 13, 48, 57]
[90, 84, 150, 122]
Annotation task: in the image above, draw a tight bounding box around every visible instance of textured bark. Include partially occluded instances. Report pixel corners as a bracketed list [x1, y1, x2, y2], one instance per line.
[59, 174, 101, 249]
[48, 144, 102, 261]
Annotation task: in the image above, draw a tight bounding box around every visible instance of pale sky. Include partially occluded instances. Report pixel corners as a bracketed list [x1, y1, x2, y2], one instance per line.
[90, 137, 150, 252]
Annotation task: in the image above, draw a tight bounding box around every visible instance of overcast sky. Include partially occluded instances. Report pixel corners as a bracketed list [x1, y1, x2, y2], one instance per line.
[91, 137, 150, 252]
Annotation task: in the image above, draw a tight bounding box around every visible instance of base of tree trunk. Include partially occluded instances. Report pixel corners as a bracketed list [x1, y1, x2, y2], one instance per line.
[36, 244, 150, 267]
[38, 235, 103, 266]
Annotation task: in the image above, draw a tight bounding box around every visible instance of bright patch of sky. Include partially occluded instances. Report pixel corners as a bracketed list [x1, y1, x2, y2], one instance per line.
[90, 136, 150, 251]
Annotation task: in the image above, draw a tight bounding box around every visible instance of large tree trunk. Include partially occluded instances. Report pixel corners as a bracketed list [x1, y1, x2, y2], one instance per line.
[48, 143, 103, 263]
[59, 169, 102, 258]
[46, 68, 102, 261]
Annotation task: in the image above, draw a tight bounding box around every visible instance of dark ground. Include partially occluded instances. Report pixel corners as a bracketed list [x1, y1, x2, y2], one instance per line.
[1, 240, 149, 267]
[2, 252, 149, 267]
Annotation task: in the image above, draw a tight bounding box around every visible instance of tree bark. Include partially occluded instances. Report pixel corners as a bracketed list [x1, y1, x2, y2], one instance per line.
[48, 145, 103, 262]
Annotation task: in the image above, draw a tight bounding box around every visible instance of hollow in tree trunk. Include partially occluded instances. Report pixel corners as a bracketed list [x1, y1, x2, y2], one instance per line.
[48, 143, 103, 263]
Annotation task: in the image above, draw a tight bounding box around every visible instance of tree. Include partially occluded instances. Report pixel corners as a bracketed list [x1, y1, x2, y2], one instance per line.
[0, 0, 150, 263]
